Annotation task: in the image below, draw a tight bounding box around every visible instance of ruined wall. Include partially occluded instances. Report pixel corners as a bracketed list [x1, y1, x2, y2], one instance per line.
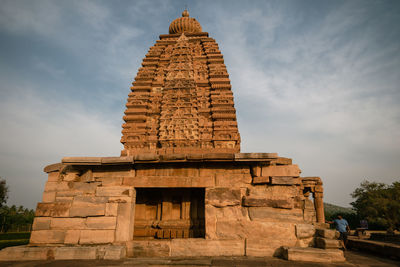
[31, 153, 324, 257]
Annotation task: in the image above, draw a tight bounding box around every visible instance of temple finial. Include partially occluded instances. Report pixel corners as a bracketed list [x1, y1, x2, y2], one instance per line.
[182, 9, 189, 17]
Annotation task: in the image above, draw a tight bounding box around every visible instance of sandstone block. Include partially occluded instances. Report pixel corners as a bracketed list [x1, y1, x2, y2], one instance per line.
[246, 238, 296, 257]
[69, 203, 105, 217]
[72, 182, 99, 193]
[248, 185, 297, 199]
[243, 197, 293, 209]
[206, 188, 241, 207]
[64, 230, 80, 244]
[0, 246, 52, 261]
[283, 247, 345, 262]
[73, 195, 108, 204]
[79, 230, 115, 244]
[50, 218, 85, 230]
[106, 203, 119, 216]
[315, 237, 340, 249]
[80, 169, 94, 182]
[124, 176, 214, 188]
[252, 176, 270, 184]
[86, 216, 116, 229]
[54, 246, 97, 260]
[214, 206, 249, 220]
[316, 228, 338, 239]
[270, 176, 294, 185]
[63, 172, 80, 182]
[216, 173, 252, 187]
[104, 246, 127, 260]
[32, 217, 51, 231]
[98, 177, 123, 186]
[44, 162, 62, 173]
[115, 202, 135, 242]
[235, 153, 278, 159]
[44, 181, 70, 192]
[170, 239, 244, 257]
[295, 224, 315, 239]
[248, 207, 303, 222]
[55, 196, 73, 202]
[30, 230, 65, 244]
[262, 165, 301, 177]
[128, 240, 170, 257]
[96, 186, 131, 197]
[216, 220, 296, 240]
[47, 172, 60, 182]
[36, 202, 71, 217]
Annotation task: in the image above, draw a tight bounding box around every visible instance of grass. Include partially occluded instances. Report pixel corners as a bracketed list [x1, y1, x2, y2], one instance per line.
[0, 232, 31, 250]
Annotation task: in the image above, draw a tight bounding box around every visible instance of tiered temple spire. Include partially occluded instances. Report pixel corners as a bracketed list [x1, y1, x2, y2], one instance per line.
[121, 10, 240, 156]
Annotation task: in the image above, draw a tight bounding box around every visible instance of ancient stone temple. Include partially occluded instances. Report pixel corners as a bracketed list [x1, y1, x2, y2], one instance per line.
[0, 10, 345, 262]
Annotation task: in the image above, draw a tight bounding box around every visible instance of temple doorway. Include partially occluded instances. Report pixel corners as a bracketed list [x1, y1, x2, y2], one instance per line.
[134, 188, 205, 239]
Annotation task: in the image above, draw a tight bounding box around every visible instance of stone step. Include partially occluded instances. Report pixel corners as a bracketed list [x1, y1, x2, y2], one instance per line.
[283, 247, 345, 263]
[316, 228, 338, 239]
[315, 237, 341, 249]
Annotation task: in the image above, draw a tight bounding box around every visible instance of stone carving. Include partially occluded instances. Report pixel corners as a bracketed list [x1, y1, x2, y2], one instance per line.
[121, 11, 240, 156]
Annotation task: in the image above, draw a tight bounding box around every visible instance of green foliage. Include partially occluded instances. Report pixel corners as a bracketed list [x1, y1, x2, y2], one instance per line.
[0, 232, 31, 240]
[324, 202, 358, 229]
[351, 180, 400, 231]
[0, 178, 8, 207]
[0, 205, 35, 233]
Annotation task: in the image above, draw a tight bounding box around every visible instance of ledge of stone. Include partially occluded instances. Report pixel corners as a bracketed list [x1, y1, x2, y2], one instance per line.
[50, 153, 284, 170]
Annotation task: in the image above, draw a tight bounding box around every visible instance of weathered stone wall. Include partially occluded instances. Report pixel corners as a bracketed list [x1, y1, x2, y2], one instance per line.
[31, 154, 323, 257]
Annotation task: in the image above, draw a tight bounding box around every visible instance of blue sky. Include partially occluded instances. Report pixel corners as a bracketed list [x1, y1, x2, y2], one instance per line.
[0, 0, 399, 209]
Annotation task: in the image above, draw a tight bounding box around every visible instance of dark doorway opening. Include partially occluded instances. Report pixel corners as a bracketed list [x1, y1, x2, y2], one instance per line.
[134, 188, 205, 239]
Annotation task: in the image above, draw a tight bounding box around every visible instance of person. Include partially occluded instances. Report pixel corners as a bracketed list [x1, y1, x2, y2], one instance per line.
[327, 215, 350, 250]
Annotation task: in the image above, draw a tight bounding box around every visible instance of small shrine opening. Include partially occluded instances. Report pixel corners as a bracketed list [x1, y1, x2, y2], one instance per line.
[134, 188, 205, 239]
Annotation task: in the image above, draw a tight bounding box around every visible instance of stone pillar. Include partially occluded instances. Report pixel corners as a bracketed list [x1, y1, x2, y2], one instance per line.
[313, 192, 325, 223]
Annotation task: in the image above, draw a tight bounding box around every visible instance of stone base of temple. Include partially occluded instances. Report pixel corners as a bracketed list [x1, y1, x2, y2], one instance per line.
[0, 153, 343, 262]
[0, 245, 126, 261]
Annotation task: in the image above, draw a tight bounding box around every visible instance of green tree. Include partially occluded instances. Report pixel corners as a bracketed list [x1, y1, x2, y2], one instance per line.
[351, 181, 400, 232]
[0, 178, 8, 207]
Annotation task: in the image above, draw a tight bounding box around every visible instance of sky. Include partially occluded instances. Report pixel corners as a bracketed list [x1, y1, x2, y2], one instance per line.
[0, 0, 399, 209]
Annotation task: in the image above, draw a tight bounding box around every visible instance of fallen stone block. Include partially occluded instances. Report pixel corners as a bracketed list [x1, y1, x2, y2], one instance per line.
[283, 247, 345, 262]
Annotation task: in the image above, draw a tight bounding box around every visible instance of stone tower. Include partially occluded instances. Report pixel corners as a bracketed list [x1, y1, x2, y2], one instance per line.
[0, 10, 345, 263]
[121, 10, 240, 156]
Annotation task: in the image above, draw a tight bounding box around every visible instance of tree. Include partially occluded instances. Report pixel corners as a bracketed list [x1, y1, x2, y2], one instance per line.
[0, 177, 8, 207]
[351, 180, 400, 232]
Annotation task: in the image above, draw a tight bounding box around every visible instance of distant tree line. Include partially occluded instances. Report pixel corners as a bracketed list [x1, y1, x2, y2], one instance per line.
[0, 177, 35, 232]
[325, 180, 400, 232]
